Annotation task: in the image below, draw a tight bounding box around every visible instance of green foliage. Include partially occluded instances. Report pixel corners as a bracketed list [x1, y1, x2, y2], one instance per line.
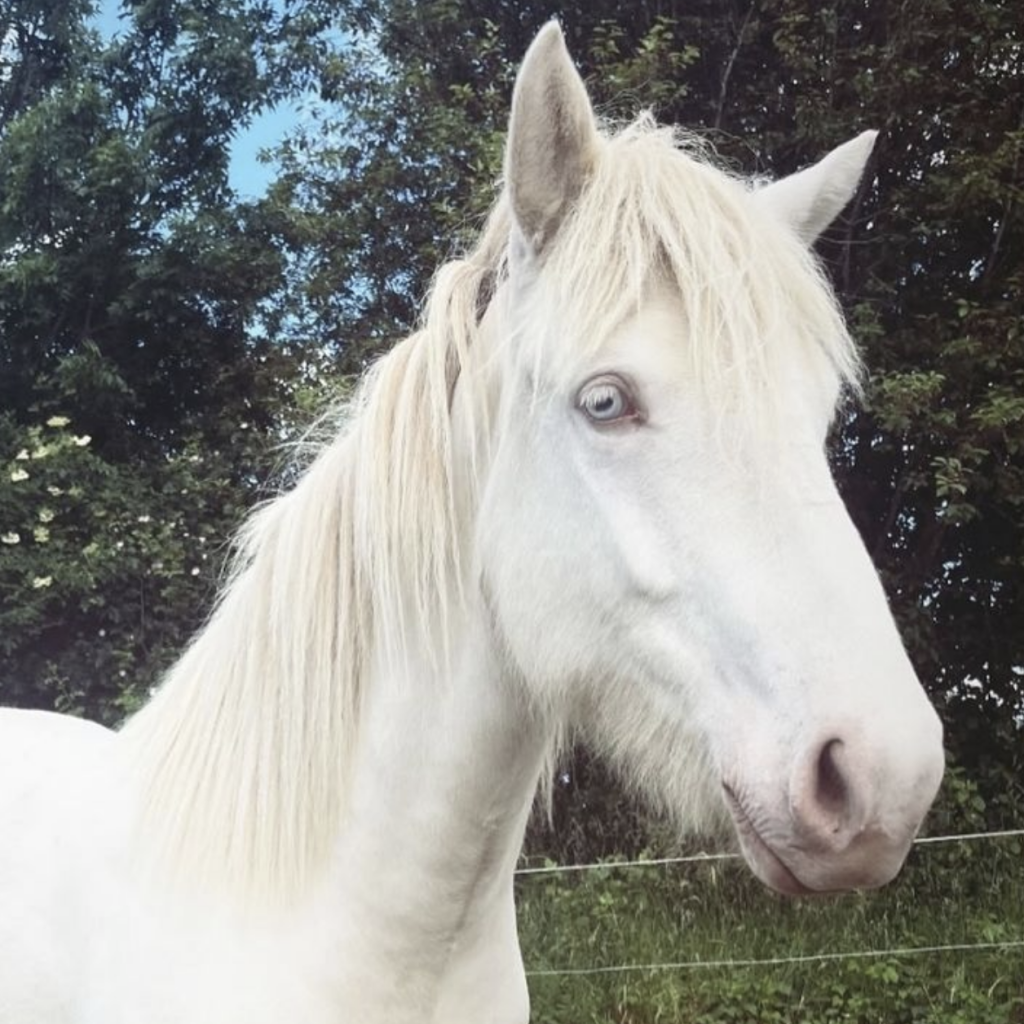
[0, 399, 273, 720]
[264, 3, 513, 362]
[0, 1, 96, 131]
[519, 772, 1024, 1023]
[0, 0, 322, 716]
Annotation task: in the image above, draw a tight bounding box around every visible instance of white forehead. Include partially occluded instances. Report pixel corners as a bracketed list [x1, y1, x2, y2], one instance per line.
[503, 145, 858, 410]
[549, 281, 847, 444]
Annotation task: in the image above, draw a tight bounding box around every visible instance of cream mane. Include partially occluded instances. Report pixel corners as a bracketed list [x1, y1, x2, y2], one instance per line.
[524, 116, 860, 409]
[120, 116, 860, 900]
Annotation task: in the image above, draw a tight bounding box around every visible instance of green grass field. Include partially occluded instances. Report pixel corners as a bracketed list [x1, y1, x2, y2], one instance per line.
[518, 818, 1023, 1022]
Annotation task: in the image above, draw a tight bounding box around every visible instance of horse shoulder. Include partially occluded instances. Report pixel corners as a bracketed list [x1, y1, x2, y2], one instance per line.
[0, 708, 120, 1024]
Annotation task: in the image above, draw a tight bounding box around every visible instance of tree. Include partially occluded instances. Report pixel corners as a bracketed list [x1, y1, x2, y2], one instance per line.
[0, 0, 327, 719]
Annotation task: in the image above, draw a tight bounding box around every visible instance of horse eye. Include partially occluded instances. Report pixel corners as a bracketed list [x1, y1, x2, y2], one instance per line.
[577, 377, 637, 424]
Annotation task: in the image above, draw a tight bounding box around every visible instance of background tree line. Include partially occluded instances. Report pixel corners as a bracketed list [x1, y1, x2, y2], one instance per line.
[2, 2, 1022, 1019]
[1, 0, 1021, 855]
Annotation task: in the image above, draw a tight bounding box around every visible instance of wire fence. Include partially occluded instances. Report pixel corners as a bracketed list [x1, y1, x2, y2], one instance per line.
[514, 827, 1024, 876]
[516, 827, 1024, 979]
[525, 940, 1024, 978]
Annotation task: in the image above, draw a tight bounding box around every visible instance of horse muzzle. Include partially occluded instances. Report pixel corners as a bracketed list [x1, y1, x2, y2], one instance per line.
[722, 719, 945, 895]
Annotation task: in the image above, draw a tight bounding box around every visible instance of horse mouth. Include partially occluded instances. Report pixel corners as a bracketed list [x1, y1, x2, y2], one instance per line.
[722, 784, 819, 896]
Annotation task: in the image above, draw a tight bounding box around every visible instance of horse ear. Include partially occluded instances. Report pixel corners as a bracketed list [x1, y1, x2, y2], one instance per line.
[505, 22, 599, 256]
[754, 131, 878, 245]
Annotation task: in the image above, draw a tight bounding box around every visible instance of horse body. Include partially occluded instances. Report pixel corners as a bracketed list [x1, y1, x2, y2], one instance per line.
[0, 711, 116, 1022]
[1, 23, 944, 1024]
[1, 612, 538, 1024]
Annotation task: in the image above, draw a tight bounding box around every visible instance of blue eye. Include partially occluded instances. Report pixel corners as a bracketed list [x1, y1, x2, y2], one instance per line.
[578, 377, 637, 424]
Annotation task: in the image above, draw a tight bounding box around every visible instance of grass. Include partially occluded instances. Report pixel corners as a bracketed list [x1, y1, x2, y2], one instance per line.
[516, 828, 1024, 1022]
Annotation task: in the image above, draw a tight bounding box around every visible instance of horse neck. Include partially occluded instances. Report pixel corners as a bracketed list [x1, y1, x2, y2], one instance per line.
[318, 600, 549, 1008]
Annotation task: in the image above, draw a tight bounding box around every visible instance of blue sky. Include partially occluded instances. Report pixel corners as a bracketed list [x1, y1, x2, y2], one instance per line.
[93, 0, 303, 198]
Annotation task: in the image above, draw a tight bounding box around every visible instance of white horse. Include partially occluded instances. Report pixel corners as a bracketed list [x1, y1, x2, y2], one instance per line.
[0, 23, 943, 1024]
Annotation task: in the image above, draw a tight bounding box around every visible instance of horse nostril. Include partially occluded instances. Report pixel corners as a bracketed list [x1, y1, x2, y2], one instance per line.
[815, 738, 849, 825]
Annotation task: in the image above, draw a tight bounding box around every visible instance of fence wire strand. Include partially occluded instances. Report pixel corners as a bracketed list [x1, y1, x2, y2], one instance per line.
[525, 939, 1024, 978]
[514, 828, 1024, 877]
[519, 829, 1024, 979]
